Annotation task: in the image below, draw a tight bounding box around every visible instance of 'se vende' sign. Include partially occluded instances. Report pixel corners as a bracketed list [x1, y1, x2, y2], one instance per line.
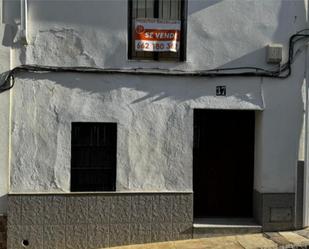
[135, 19, 181, 52]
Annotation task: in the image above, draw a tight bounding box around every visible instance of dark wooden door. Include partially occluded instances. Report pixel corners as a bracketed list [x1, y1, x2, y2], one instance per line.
[193, 110, 255, 218]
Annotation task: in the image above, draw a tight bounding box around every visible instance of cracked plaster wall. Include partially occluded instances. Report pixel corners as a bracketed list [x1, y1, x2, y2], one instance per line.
[0, 0, 307, 194]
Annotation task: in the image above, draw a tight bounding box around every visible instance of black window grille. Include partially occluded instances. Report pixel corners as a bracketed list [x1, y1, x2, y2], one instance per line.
[128, 0, 187, 61]
[71, 122, 117, 192]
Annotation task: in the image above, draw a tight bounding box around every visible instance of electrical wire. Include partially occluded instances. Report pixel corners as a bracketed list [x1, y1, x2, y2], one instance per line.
[1, 30, 309, 93]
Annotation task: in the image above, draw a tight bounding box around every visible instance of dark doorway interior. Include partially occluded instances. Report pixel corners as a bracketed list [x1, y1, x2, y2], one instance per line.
[193, 110, 255, 218]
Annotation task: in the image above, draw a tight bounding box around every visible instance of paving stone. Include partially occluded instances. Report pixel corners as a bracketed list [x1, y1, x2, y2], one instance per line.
[131, 195, 153, 223]
[110, 223, 130, 247]
[174, 240, 206, 249]
[236, 234, 277, 249]
[111, 241, 177, 249]
[87, 224, 109, 249]
[65, 225, 87, 249]
[264, 232, 293, 247]
[110, 195, 131, 224]
[43, 225, 65, 249]
[152, 195, 173, 223]
[279, 232, 309, 246]
[175, 237, 242, 249]
[145, 242, 177, 249]
[88, 196, 110, 224]
[21, 196, 44, 225]
[66, 196, 88, 225]
[130, 223, 151, 244]
[295, 229, 309, 239]
[43, 196, 66, 225]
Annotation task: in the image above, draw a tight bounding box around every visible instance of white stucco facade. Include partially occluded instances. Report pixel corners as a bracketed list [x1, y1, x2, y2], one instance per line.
[0, 0, 308, 216]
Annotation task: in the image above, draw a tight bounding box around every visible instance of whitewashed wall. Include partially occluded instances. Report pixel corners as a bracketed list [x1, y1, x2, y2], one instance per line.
[10, 75, 264, 192]
[0, 0, 307, 199]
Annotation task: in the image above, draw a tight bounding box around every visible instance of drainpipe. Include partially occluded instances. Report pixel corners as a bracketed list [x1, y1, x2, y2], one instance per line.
[303, 49, 309, 228]
[20, 0, 28, 44]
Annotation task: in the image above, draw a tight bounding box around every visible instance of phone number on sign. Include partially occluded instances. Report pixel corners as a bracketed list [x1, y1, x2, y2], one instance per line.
[135, 41, 179, 52]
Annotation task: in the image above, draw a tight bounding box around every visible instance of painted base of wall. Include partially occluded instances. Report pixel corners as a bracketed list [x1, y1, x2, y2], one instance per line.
[253, 190, 296, 231]
[0, 216, 7, 249]
[7, 193, 193, 249]
[7, 191, 303, 248]
[296, 160, 304, 229]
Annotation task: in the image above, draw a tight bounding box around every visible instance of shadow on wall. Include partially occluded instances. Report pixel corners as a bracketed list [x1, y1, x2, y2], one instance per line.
[2, 0, 223, 29]
[1, 0, 19, 47]
[191, 0, 307, 70]
[2, 1, 307, 136]
[2, 0, 125, 30]
[15, 71, 265, 106]
[0, 195, 7, 215]
[1, 0, 307, 70]
[273, 1, 307, 41]
[13, 67, 304, 192]
[1, 0, 226, 67]
[187, 0, 223, 15]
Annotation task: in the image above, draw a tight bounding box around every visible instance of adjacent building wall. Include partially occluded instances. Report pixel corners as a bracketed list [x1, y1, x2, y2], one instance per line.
[0, 1, 11, 248]
[0, 0, 11, 214]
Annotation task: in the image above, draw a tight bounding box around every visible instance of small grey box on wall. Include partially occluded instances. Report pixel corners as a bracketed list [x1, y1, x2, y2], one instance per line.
[266, 44, 283, 64]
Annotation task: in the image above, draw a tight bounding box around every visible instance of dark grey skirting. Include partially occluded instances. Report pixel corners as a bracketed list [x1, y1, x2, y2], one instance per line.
[296, 160, 304, 229]
[253, 161, 305, 232]
[253, 190, 295, 231]
[7, 192, 193, 249]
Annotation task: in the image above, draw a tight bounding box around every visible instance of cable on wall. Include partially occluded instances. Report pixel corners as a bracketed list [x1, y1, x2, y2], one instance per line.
[1, 31, 309, 93]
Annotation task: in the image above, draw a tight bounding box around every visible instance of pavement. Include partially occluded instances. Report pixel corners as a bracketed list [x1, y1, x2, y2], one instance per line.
[107, 229, 309, 249]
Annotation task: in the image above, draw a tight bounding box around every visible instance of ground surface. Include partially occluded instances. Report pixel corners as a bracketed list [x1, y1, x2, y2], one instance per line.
[107, 229, 309, 249]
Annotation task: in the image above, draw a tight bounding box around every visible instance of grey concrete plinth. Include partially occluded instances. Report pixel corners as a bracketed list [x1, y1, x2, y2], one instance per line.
[253, 190, 296, 231]
[7, 193, 193, 249]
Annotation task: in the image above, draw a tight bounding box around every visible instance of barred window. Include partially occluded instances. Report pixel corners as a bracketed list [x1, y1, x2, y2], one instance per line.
[128, 0, 187, 61]
[71, 123, 117, 192]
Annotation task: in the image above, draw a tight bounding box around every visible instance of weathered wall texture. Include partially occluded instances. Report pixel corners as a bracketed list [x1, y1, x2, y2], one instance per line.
[10, 74, 263, 192]
[0, 0, 307, 198]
